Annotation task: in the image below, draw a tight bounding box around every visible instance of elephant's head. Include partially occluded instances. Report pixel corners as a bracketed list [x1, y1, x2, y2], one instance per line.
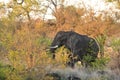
[50, 31, 68, 58]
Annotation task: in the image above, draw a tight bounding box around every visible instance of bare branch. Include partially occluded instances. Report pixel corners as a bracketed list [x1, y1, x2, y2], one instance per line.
[51, 0, 57, 8]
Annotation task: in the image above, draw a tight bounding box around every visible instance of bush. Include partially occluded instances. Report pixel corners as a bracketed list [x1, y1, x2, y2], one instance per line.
[54, 46, 70, 67]
[36, 36, 52, 47]
[108, 38, 120, 75]
[0, 62, 23, 80]
[82, 54, 109, 69]
[0, 63, 6, 80]
[95, 34, 107, 57]
[111, 38, 120, 52]
[91, 57, 110, 69]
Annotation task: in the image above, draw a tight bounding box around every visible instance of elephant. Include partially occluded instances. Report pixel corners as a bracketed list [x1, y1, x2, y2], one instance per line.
[50, 31, 99, 67]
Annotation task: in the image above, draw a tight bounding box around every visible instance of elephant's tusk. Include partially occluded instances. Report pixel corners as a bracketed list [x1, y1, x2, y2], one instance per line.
[50, 45, 58, 48]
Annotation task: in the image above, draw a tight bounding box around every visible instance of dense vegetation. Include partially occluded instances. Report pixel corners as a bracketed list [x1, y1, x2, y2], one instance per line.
[0, 0, 120, 80]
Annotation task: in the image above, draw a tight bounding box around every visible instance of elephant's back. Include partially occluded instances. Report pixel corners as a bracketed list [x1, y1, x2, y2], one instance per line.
[67, 34, 89, 49]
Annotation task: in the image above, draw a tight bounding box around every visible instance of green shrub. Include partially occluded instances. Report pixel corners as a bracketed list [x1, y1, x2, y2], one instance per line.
[35, 36, 52, 48]
[0, 63, 6, 80]
[0, 62, 23, 80]
[82, 54, 109, 69]
[8, 50, 27, 72]
[111, 38, 120, 52]
[95, 34, 107, 57]
[91, 57, 110, 69]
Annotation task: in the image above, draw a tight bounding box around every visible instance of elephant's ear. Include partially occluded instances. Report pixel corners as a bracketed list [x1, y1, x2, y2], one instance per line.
[60, 32, 68, 44]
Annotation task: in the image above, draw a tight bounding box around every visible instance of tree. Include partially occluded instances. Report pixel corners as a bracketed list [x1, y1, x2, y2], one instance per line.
[0, 0, 47, 69]
[106, 0, 120, 4]
[44, 0, 65, 27]
[63, 6, 84, 28]
[105, 0, 120, 23]
[10, 0, 41, 21]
